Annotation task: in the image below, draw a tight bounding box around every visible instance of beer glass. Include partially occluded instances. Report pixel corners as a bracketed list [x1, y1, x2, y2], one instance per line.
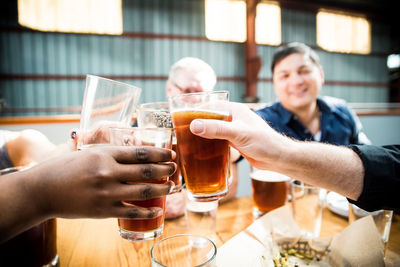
[348, 204, 393, 256]
[184, 187, 218, 242]
[151, 234, 217, 267]
[250, 167, 290, 217]
[109, 127, 173, 241]
[78, 75, 141, 150]
[290, 180, 326, 238]
[169, 91, 231, 202]
[137, 102, 182, 192]
[0, 166, 58, 267]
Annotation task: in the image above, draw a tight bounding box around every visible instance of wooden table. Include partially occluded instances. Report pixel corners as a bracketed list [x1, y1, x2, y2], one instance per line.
[57, 196, 400, 266]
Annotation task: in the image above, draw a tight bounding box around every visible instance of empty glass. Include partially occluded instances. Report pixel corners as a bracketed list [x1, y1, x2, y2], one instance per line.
[348, 204, 393, 256]
[78, 75, 141, 150]
[289, 180, 326, 238]
[151, 234, 217, 267]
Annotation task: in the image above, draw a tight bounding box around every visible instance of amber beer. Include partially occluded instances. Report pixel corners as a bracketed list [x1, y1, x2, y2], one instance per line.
[109, 127, 172, 241]
[172, 110, 230, 201]
[250, 169, 290, 217]
[118, 178, 167, 233]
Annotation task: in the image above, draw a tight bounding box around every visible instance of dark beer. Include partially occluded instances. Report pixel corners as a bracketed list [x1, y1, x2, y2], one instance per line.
[172, 110, 230, 200]
[0, 219, 58, 267]
[251, 170, 290, 216]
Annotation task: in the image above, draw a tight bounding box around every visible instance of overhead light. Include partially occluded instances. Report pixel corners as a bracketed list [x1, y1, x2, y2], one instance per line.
[205, 0, 246, 43]
[18, 0, 123, 35]
[387, 54, 400, 69]
[256, 1, 281, 45]
[317, 10, 370, 54]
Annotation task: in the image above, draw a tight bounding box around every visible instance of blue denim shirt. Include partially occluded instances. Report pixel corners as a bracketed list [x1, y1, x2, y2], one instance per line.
[255, 96, 370, 145]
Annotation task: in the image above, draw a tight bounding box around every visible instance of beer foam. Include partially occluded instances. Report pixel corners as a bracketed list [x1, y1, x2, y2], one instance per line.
[170, 108, 230, 117]
[138, 131, 171, 147]
[250, 170, 291, 182]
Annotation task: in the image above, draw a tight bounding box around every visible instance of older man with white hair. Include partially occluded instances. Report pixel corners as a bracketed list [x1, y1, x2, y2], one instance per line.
[164, 57, 239, 219]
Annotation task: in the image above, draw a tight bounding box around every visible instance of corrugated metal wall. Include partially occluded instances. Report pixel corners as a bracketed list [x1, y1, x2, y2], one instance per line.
[0, 0, 392, 117]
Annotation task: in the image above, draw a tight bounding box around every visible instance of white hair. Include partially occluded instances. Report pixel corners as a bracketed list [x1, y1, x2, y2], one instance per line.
[167, 57, 217, 91]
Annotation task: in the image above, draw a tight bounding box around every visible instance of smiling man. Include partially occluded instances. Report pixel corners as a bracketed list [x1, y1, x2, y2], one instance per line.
[255, 42, 370, 145]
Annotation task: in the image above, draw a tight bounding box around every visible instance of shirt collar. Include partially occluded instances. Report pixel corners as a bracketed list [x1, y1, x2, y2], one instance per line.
[276, 97, 335, 126]
[275, 102, 294, 125]
[316, 97, 337, 115]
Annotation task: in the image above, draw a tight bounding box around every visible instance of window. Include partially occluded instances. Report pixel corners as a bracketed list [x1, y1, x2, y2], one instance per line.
[205, 0, 247, 43]
[317, 10, 370, 54]
[255, 1, 281, 45]
[205, 0, 281, 45]
[387, 54, 400, 69]
[18, 0, 123, 35]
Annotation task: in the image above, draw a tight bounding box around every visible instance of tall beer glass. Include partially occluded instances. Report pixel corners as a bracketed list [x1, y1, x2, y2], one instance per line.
[169, 91, 231, 202]
[137, 102, 182, 192]
[109, 127, 173, 241]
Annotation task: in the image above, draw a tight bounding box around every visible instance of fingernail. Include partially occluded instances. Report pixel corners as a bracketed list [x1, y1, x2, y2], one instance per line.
[190, 120, 204, 134]
[70, 131, 77, 140]
[168, 182, 176, 194]
[149, 208, 163, 218]
[171, 150, 176, 159]
[169, 163, 177, 175]
[155, 208, 164, 217]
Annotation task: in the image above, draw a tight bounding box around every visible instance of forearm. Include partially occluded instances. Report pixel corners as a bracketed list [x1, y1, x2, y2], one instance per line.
[0, 170, 48, 243]
[274, 140, 364, 200]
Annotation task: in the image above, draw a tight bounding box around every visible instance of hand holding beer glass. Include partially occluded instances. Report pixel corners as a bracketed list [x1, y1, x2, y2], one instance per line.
[109, 127, 173, 241]
[137, 102, 182, 192]
[169, 91, 231, 202]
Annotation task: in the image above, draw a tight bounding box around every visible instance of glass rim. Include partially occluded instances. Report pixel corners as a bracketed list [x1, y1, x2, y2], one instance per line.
[167, 90, 229, 100]
[85, 74, 142, 91]
[250, 168, 292, 181]
[138, 101, 169, 109]
[150, 234, 217, 267]
[0, 165, 31, 175]
[109, 126, 174, 133]
[290, 179, 321, 190]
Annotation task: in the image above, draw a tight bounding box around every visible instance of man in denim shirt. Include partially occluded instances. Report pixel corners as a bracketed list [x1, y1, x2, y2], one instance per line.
[255, 42, 370, 145]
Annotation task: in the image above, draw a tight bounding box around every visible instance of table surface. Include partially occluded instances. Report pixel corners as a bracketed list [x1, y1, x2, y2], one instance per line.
[57, 196, 400, 266]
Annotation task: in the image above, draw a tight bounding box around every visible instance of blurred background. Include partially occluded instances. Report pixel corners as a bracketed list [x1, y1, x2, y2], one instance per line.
[1, 0, 399, 195]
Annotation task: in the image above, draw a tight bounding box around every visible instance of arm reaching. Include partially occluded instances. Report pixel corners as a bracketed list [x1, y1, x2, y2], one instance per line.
[0, 146, 176, 243]
[189, 102, 364, 201]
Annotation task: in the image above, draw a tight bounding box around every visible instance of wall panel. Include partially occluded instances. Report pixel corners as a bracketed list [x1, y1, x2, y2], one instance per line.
[0, 0, 394, 117]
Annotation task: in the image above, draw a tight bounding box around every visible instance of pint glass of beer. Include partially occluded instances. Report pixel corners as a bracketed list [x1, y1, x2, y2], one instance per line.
[109, 127, 173, 241]
[250, 167, 290, 217]
[0, 166, 58, 267]
[137, 102, 182, 192]
[169, 91, 231, 202]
